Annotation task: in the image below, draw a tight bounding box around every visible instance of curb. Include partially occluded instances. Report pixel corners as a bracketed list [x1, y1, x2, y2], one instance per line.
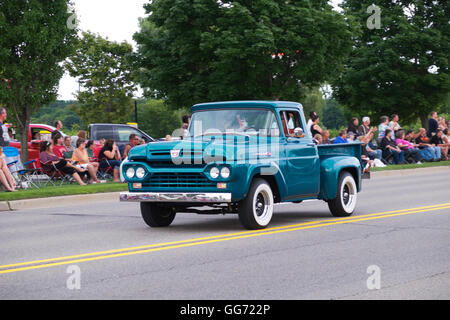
[0, 192, 122, 212]
[371, 165, 450, 178]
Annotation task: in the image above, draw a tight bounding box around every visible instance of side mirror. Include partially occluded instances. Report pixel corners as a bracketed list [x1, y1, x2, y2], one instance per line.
[294, 127, 304, 138]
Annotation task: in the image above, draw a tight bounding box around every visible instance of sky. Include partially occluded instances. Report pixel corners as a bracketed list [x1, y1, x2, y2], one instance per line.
[57, 0, 342, 100]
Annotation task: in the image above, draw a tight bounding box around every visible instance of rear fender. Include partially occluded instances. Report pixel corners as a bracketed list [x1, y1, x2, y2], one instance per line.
[318, 156, 361, 200]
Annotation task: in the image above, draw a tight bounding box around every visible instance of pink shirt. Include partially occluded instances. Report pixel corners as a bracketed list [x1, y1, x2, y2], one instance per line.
[396, 138, 414, 149]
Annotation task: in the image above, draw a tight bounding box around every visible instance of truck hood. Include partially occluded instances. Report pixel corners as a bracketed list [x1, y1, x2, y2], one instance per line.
[128, 136, 277, 163]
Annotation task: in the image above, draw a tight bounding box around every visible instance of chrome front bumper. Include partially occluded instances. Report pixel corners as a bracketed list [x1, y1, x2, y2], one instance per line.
[120, 192, 232, 203]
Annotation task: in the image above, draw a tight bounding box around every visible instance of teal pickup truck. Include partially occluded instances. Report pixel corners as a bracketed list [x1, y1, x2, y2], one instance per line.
[120, 101, 364, 229]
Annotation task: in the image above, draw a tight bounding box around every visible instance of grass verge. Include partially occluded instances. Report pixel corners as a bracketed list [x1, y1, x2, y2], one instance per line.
[371, 160, 450, 172]
[0, 182, 128, 202]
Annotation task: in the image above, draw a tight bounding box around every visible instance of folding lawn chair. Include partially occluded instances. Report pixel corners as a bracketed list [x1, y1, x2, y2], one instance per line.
[39, 160, 75, 187]
[4, 146, 42, 189]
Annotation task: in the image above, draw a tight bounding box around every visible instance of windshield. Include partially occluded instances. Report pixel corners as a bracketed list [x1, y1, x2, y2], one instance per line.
[188, 109, 280, 137]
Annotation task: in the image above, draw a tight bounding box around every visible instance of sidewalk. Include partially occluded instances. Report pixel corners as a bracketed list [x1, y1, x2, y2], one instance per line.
[1, 165, 449, 212]
[0, 192, 121, 212]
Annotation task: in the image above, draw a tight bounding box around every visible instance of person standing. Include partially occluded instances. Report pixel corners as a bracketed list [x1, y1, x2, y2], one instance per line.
[51, 120, 64, 139]
[377, 116, 389, 144]
[427, 111, 439, 138]
[306, 111, 318, 138]
[0, 107, 10, 147]
[389, 114, 402, 132]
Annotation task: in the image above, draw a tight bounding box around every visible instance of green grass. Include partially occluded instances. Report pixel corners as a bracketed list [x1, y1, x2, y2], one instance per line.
[0, 182, 128, 202]
[371, 160, 450, 172]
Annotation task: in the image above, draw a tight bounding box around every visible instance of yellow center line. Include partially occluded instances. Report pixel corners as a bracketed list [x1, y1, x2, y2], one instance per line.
[1, 202, 450, 275]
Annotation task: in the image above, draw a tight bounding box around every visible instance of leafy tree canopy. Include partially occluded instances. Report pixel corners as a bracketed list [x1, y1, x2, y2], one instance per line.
[134, 0, 354, 109]
[0, 0, 78, 161]
[65, 31, 136, 124]
[333, 0, 450, 127]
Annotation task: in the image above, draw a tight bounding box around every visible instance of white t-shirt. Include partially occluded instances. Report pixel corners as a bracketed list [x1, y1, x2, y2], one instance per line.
[306, 119, 313, 138]
[1, 123, 10, 146]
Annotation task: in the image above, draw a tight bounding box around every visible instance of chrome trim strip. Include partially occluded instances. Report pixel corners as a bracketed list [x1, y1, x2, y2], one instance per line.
[120, 192, 232, 203]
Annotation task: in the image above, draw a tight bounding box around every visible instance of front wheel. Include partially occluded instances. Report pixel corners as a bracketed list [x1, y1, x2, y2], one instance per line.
[238, 178, 274, 230]
[328, 171, 357, 217]
[140, 202, 176, 227]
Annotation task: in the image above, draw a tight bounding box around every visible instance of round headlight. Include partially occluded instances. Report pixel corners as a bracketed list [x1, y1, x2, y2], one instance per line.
[136, 167, 146, 179]
[126, 167, 135, 179]
[220, 167, 230, 179]
[210, 167, 220, 179]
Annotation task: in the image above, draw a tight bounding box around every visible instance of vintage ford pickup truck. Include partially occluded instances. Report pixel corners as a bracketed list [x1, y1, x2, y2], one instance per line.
[120, 101, 363, 229]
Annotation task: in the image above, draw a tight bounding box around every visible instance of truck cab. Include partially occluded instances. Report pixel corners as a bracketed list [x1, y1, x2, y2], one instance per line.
[120, 101, 363, 230]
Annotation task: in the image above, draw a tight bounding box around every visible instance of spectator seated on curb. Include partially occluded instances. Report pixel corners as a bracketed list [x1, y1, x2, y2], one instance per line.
[321, 130, 333, 144]
[358, 117, 371, 136]
[64, 136, 75, 152]
[333, 130, 349, 144]
[379, 128, 405, 164]
[313, 134, 322, 145]
[347, 117, 360, 138]
[415, 128, 441, 162]
[72, 138, 101, 184]
[358, 136, 375, 173]
[52, 132, 68, 158]
[430, 129, 449, 161]
[442, 128, 450, 145]
[0, 146, 17, 192]
[122, 133, 140, 159]
[395, 130, 424, 164]
[39, 141, 87, 186]
[98, 139, 122, 182]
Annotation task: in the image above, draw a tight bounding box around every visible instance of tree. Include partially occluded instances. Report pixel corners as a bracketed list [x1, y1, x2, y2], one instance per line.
[301, 87, 326, 119]
[65, 32, 136, 124]
[321, 98, 347, 130]
[134, 0, 354, 109]
[132, 99, 182, 139]
[32, 100, 82, 130]
[333, 0, 450, 128]
[0, 0, 78, 162]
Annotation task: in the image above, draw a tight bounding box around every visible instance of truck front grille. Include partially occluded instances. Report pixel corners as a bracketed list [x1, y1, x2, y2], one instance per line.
[144, 172, 215, 188]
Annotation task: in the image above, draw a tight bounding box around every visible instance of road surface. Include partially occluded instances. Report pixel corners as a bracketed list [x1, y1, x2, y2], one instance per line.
[1, 169, 449, 299]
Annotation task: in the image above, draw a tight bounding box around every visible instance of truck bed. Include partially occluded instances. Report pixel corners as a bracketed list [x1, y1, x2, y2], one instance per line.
[317, 143, 362, 164]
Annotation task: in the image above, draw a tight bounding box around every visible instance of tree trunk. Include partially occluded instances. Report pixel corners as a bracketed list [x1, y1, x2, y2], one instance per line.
[19, 110, 30, 164]
[419, 113, 428, 130]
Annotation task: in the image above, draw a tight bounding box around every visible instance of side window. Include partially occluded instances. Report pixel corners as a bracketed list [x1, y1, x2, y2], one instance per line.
[93, 125, 115, 141]
[117, 127, 142, 142]
[279, 111, 303, 137]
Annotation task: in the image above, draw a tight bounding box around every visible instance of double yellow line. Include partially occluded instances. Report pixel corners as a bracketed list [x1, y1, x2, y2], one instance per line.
[1, 202, 450, 275]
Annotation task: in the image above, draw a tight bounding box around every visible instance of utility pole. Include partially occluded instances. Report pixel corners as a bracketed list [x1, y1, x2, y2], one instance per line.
[134, 100, 138, 124]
